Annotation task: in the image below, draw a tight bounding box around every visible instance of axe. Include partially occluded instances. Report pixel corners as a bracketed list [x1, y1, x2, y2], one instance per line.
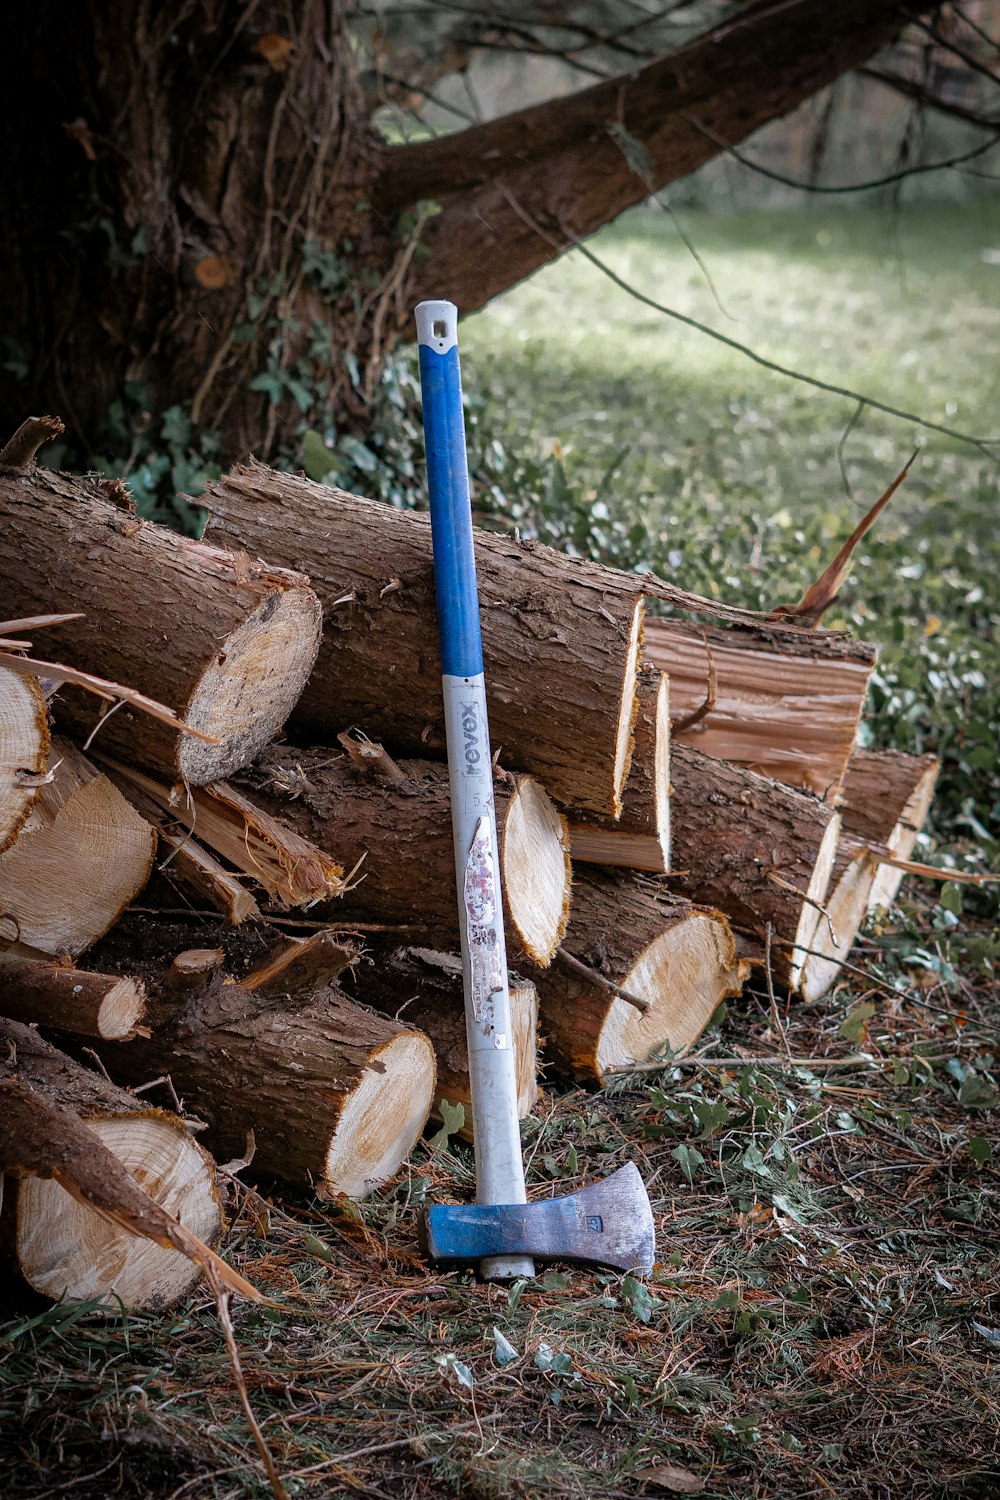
[414, 300, 655, 1279]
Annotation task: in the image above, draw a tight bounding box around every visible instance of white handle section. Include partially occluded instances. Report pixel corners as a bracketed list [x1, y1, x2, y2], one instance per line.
[443, 672, 533, 1281]
[415, 299, 459, 353]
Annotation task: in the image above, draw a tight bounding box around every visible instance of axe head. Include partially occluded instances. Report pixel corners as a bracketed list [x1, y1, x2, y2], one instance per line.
[421, 1163, 655, 1274]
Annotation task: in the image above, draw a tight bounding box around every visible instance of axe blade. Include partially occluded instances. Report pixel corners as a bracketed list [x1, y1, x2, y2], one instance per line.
[420, 1163, 655, 1274]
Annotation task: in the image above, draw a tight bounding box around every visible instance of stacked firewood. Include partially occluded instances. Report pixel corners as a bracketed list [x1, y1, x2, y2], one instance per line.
[0, 422, 939, 1310]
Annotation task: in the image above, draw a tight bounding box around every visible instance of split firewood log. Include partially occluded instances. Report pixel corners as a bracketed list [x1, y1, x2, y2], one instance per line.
[794, 748, 941, 1001]
[0, 459, 322, 783]
[101, 759, 343, 909]
[203, 462, 646, 815]
[0, 954, 145, 1039]
[0, 667, 49, 855]
[0, 740, 156, 955]
[0, 1019, 226, 1309]
[533, 868, 748, 1086]
[667, 744, 842, 992]
[238, 744, 571, 966]
[646, 616, 877, 799]
[87, 940, 437, 1199]
[839, 748, 941, 913]
[345, 945, 538, 1141]
[567, 666, 670, 873]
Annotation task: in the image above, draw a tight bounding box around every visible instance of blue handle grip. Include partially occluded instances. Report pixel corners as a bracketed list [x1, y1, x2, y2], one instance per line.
[416, 300, 484, 679]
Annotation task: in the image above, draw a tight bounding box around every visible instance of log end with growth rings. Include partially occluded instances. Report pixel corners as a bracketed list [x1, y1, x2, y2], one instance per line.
[15, 1112, 222, 1309]
[178, 586, 323, 784]
[798, 847, 876, 1003]
[787, 812, 842, 993]
[0, 668, 50, 855]
[594, 909, 747, 1083]
[610, 599, 644, 818]
[502, 777, 571, 966]
[323, 1030, 437, 1198]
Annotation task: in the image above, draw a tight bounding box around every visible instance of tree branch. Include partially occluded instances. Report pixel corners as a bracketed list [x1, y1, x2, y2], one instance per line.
[382, 0, 940, 316]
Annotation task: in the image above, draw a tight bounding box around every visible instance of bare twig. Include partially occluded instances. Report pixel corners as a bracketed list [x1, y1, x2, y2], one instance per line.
[556, 946, 650, 1015]
[0, 415, 65, 467]
[672, 631, 717, 732]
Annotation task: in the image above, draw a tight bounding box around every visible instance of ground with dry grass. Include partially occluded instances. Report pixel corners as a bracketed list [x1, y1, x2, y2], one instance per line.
[1, 892, 997, 1500]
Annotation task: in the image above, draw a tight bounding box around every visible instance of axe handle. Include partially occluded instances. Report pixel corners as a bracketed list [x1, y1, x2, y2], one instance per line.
[416, 299, 533, 1281]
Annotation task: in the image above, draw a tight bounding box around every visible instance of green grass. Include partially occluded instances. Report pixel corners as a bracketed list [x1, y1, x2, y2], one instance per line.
[3, 200, 999, 1499]
[457, 199, 1000, 843]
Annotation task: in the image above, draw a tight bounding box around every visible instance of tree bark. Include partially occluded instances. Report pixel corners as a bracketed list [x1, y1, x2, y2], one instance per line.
[346, 945, 539, 1143]
[0, 463, 322, 782]
[645, 617, 877, 799]
[205, 461, 646, 815]
[0, 668, 49, 855]
[382, 0, 928, 316]
[0, 739, 156, 956]
[0, 953, 145, 1039]
[567, 666, 670, 873]
[239, 744, 571, 966]
[667, 743, 842, 991]
[0, 1019, 223, 1310]
[0, 2, 936, 460]
[533, 868, 746, 1086]
[89, 960, 436, 1199]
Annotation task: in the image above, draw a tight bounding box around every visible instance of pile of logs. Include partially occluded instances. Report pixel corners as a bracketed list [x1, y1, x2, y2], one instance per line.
[0, 424, 940, 1309]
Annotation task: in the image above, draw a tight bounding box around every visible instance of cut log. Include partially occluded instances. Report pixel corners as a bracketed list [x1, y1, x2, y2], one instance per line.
[0, 1019, 223, 1309]
[203, 462, 645, 815]
[645, 616, 876, 799]
[239, 745, 571, 966]
[668, 743, 842, 992]
[0, 954, 145, 1039]
[795, 749, 940, 1002]
[533, 868, 747, 1085]
[0, 463, 323, 782]
[0, 667, 49, 854]
[567, 666, 670, 873]
[87, 954, 436, 1199]
[94, 762, 261, 924]
[0, 740, 156, 955]
[345, 945, 538, 1140]
[102, 758, 344, 909]
[839, 748, 941, 913]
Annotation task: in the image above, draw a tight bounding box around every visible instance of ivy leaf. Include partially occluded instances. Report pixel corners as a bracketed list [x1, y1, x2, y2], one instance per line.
[302, 429, 337, 483]
[968, 1135, 993, 1165]
[839, 1002, 876, 1044]
[959, 1073, 998, 1110]
[492, 1327, 518, 1366]
[427, 1098, 465, 1151]
[670, 1142, 705, 1185]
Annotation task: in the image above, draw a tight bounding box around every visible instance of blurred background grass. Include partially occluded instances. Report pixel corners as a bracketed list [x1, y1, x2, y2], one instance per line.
[453, 199, 1000, 852]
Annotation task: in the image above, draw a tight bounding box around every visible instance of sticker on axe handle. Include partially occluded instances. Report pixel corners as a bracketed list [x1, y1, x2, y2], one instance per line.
[464, 816, 497, 925]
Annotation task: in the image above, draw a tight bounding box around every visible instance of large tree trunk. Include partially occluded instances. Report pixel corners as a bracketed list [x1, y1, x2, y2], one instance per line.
[240, 744, 571, 966]
[0, 1019, 223, 1309]
[0, 2, 932, 463]
[534, 868, 747, 1085]
[0, 464, 322, 781]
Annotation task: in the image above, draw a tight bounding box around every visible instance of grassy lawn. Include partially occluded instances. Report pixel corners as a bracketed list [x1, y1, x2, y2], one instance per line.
[2, 202, 998, 1499]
